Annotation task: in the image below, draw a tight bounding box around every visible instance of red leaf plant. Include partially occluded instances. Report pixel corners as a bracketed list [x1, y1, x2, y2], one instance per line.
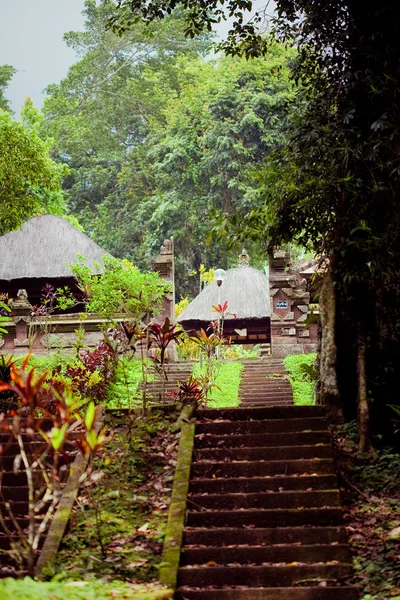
[0, 355, 105, 575]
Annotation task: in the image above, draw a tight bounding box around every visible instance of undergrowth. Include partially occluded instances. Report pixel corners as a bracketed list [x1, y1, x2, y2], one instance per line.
[0, 577, 171, 600]
[104, 357, 154, 408]
[283, 353, 317, 405]
[333, 422, 400, 600]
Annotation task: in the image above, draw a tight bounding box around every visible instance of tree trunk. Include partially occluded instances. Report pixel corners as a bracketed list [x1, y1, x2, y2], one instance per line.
[357, 333, 374, 454]
[319, 268, 343, 422]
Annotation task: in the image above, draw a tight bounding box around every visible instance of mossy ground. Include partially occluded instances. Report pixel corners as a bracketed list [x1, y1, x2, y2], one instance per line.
[32, 410, 180, 597]
[333, 422, 400, 599]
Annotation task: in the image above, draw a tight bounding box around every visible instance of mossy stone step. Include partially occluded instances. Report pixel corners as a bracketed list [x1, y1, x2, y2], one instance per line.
[188, 490, 340, 510]
[189, 474, 337, 494]
[196, 418, 326, 436]
[186, 507, 343, 528]
[191, 458, 335, 479]
[181, 544, 351, 566]
[175, 586, 359, 600]
[193, 445, 332, 462]
[178, 563, 353, 587]
[197, 406, 325, 421]
[183, 526, 348, 547]
[194, 431, 330, 448]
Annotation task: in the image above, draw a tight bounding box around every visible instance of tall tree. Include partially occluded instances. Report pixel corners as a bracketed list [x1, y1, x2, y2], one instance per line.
[0, 103, 67, 235]
[111, 0, 400, 447]
[42, 0, 211, 229]
[0, 65, 16, 113]
[43, 0, 293, 298]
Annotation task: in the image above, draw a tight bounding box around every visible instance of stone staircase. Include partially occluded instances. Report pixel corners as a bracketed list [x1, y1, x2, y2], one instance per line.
[142, 362, 195, 403]
[175, 405, 357, 600]
[239, 360, 293, 406]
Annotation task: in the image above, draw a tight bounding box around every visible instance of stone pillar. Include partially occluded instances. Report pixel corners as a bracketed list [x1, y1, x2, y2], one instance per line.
[151, 239, 176, 325]
[268, 251, 317, 358]
[151, 239, 177, 361]
[10, 289, 32, 349]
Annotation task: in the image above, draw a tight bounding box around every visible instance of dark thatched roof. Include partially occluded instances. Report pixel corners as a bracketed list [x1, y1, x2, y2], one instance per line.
[177, 266, 270, 324]
[0, 215, 109, 281]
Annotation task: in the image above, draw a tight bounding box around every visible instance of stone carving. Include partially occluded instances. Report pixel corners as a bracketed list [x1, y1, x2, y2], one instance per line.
[268, 251, 318, 358]
[160, 239, 173, 255]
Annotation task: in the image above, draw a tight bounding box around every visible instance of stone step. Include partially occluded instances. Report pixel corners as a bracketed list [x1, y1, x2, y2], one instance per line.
[186, 507, 343, 528]
[197, 407, 324, 421]
[193, 445, 332, 462]
[240, 400, 293, 405]
[189, 474, 337, 494]
[181, 544, 351, 566]
[183, 526, 348, 547]
[178, 563, 352, 588]
[191, 458, 335, 479]
[194, 431, 331, 448]
[188, 490, 340, 510]
[0, 500, 49, 515]
[175, 587, 359, 600]
[0, 471, 40, 486]
[239, 401, 294, 407]
[196, 418, 326, 436]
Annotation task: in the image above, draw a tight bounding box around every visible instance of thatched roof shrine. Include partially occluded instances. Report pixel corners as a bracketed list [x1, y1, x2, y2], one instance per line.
[177, 266, 271, 344]
[0, 215, 109, 306]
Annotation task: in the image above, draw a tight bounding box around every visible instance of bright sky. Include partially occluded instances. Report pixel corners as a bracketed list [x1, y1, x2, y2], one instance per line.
[0, 0, 275, 116]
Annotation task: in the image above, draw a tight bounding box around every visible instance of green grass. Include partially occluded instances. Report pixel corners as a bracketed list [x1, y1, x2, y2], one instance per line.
[0, 578, 172, 600]
[192, 361, 244, 408]
[283, 353, 317, 406]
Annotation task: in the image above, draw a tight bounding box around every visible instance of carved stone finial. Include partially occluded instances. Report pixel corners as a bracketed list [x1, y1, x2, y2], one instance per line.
[160, 239, 173, 255]
[239, 249, 249, 267]
[17, 289, 28, 301]
[10, 289, 32, 319]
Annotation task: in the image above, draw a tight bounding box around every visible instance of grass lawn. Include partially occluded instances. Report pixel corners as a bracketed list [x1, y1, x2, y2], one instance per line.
[192, 361, 244, 408]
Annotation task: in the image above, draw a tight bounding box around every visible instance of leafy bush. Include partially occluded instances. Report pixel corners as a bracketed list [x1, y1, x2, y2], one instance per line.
[70, 255, 169, 324]
[283, 353, 317, 405]
[104, 357, 154, 408]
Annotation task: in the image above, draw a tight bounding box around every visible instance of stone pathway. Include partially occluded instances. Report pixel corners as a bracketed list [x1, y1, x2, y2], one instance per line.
[175, 405, 357, 599]
[239, 360, 293, 406]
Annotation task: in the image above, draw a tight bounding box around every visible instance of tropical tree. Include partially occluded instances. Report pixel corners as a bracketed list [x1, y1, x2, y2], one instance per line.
[0, 65, 16, 113]
[110, 0, 400, 449]
[0, 104, 68, 235]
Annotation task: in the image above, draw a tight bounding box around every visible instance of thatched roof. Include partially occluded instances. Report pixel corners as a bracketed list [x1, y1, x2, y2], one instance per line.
[178, 266, 270, 324]
[0, 215, 109, 281]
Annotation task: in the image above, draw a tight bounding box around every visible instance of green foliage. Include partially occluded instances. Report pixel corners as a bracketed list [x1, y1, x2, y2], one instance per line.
[0, 106, 68, 235]
[0, 577, 169, 600]
[283, 353, 317, 406]
[70, 255, 168, 323]
[110, 0, 271, 58]
[0, 301, 11, 336]
[104, 357, 154, 408]
[40, 1, 295, 298]
[192, 361, 244, 408]
[0, 65, 16, 113]
[211, 2, 400, 437]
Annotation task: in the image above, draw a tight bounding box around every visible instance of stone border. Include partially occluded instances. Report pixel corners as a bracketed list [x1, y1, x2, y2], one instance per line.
[34, 415, 103, 578]
[159, 417, 196, 589]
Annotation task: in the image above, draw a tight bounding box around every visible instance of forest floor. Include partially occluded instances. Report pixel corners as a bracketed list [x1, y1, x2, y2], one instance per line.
[50, 409, 180, 599]
[333, 422, 400, 600]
